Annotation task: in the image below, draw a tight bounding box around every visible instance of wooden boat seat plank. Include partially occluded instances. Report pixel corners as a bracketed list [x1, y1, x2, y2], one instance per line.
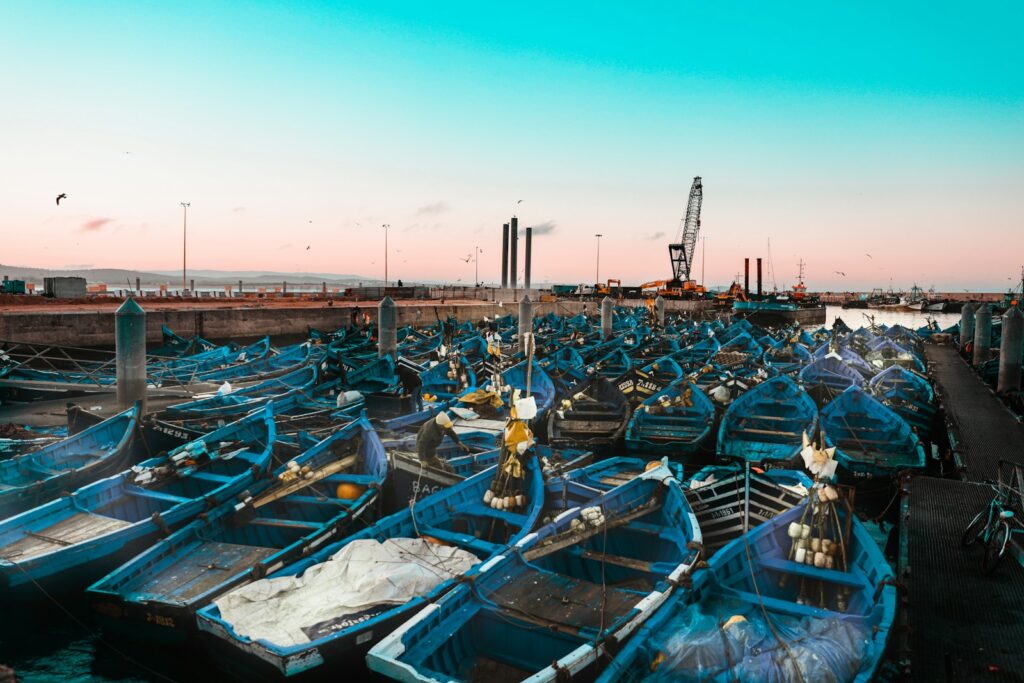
[490, 568, 642, 633]
[0, 512, 133, 562]
[127, 540, 276, 602]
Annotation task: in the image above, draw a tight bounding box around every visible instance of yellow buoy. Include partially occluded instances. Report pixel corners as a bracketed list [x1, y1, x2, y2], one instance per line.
[644, 461, 662, 472]
[335, 482, 367, 500]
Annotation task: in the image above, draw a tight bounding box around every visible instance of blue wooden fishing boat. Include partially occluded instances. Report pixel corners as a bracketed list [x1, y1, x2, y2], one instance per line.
[684, 463, 811, 556]
[717, 376, 818, 465]
[0, 405, 275, 597]
[639, 356, 685, 384]
[672, 336, 720, 366]
[547, 376, 629, 451]
[811, 343, 876, 379]
[799, 355, 866, 394]
[0, 404, 140, 519]
[595, 496, 896, 683]
[537, 346, 587, 383]
[625, 381, 715, 455]
[195, 456, 544, 679]
[868, 365, 936, 437]
[863, 338, 925, 372]
[591, 347, 632, 378]
[497, 359, 556, 415]
[85, 417, 387, 643]
[345, 354, 397, 393]
[366, 461, 702, 683]
[185, 342, 313, 384]
[544, 456, 684, 515]
[821, 386, 926, 479]
[164, 364, 319, 419]
[420, 355, 476, 401]
[762, 342, 812, 375]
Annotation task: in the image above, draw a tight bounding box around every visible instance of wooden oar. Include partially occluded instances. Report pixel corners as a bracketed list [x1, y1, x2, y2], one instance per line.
[253, 454, 358, 507]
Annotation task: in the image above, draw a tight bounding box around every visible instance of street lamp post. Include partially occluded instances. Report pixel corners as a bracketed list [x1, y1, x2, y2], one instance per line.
[381, 224, 390, 289]
[701, 236, 707, 287]
[475, 246, 481, 287]
[594, 234, 603, 285]
[180, 202, 190, 294]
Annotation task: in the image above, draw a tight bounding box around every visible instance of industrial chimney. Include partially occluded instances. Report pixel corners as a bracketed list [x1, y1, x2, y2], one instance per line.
[756, 258, 763, 297]
[744, 258, 750, 297]
[510, 216, 519, 289]
[524, 227, 533, 290]
[501, 223, 509, 288]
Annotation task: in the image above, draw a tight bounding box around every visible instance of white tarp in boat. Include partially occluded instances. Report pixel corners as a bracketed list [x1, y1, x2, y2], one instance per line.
[214, 538, 478, 646]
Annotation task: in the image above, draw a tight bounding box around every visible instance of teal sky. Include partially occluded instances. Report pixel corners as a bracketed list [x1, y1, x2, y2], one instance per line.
[2, 2, 1022, 290]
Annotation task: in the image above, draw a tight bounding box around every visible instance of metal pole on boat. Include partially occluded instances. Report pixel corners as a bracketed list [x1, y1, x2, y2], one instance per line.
[518, 294, 533, 352]
[743, 460, 751, 534]
[959, 303, 976, 354]
[601, 296, 613, 340]
[655, 295, 666, 328]
[116, 296, 147, 413]
[378, 295, 397, 360]
[998, 306, 1022, 393]
[973, 304, 992, 366]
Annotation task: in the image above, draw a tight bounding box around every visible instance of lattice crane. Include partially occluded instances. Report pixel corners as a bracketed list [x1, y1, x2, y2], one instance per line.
[668, 176, 703, 287]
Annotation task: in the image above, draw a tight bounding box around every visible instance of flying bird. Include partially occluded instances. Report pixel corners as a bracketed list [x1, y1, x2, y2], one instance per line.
[55, 193, 67, 205]
[306, 246, 310, 250]
[459, 254, 472, 262]
[834, 271, 846, 277]
[865, 253, 872, 259]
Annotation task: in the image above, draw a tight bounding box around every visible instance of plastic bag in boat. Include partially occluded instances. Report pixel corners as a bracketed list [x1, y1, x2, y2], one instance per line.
[213, 538, 478, 647]
[336, 390, 362, 407]
[646, 598, 871, 683]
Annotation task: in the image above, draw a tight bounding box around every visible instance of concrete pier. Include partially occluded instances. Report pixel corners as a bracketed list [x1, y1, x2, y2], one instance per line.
[973, 304, 991, 365]
[998, 307, 1023, 393]
[378, 296, 397, 359]
[115, 297, 147, 412]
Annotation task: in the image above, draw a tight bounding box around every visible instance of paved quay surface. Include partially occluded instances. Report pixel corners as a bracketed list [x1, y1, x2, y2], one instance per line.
[901, 343, 1024, 681]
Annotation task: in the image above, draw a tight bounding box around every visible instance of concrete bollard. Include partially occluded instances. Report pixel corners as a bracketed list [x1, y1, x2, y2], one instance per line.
[655, 295, 666, 328]
[115, 297, 147, 413]
[190, 279, 195, 296]
[960, 303, 976, 352]
[378, 296, 397, 359]
[238, 280, 243, 295]
[601, 296, 613, 340]
[998, 306, 1023, 393]
[973, 304, 992, 366]
[518, 294, 534, 351]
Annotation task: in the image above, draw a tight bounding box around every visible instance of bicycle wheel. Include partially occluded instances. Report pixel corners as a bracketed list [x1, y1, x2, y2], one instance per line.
[981, 520, 1010, 575]
[962, 509, 988, 547]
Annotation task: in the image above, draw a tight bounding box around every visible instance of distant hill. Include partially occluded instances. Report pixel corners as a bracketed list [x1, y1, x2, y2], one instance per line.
[0, 264, 379, 286]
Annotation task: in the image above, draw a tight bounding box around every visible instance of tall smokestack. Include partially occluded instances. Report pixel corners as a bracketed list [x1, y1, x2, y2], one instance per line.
[744, 258, 750, 296]
[524, 227, 533, 290]
[510, 216, 519, 289]
[501, 223, 509, 288]
[756, 258, 763, 296]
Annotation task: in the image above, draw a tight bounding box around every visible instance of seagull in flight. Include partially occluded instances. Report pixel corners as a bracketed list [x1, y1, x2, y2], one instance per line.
[55, 193, 67, 205]
[834, 271, 846, 277]
[459, 254, 472, 262]
[306, 246, 310, 250]
[865, 253, 872, 259]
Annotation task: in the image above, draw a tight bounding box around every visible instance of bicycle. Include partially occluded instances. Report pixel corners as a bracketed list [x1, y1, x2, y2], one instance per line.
[961, 459, 1024, 575]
